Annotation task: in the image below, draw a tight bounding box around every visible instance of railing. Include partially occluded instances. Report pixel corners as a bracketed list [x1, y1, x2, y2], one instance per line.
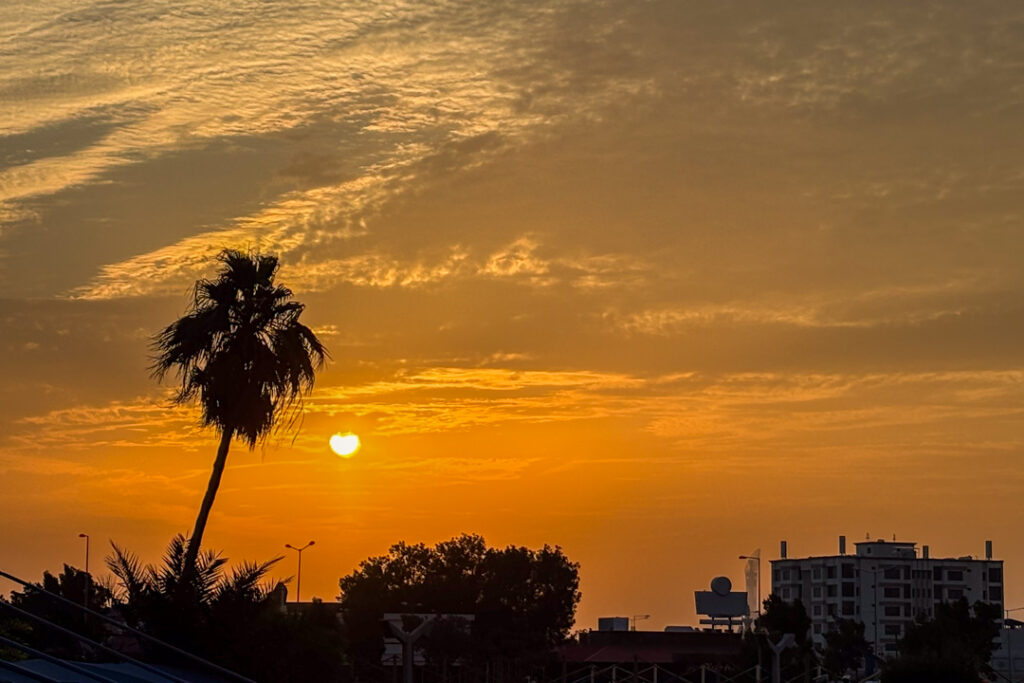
[537, 661, 851, 683]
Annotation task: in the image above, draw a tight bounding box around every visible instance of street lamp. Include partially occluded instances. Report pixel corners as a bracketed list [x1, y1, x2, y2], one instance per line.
[78, 533, 90, 613]
[78, 533, 90, 573]
[631, 614, 650, 631]
[740, 555, 762, 618]
[284, 541, 315, 603]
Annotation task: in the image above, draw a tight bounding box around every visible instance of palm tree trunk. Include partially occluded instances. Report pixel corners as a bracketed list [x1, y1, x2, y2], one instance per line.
[183, 427, 234, 575]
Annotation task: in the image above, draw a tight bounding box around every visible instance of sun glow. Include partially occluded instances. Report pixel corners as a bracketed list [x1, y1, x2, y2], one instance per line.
[329, 433, 360, 457]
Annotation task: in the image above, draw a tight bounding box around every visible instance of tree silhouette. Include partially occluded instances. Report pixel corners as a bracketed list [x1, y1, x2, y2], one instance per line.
[3, 565, 114, 659]
[822, 618, 870, 676]
[881, 598, 1001, 683]
[338, 534, 581, 667]
[151, 250, 327, 576]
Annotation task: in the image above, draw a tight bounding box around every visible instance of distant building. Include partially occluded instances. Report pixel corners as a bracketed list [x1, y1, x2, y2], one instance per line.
[597, 616, 630, 632]
[992, 618, 1024, 683]
[770, 536, 1004, 656]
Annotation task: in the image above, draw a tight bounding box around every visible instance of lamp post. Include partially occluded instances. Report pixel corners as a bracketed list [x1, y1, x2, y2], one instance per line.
[78, 533, 90, 574]
[284, 541, 315, 603]
[631, 614, 650, 631]
[78, 533, 90, 610]
[740, 554, 762, 618]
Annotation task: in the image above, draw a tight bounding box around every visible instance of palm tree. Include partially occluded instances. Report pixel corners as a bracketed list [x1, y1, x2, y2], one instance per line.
[106, 535, 284, 654]
[152, 249, 328, 576]
[107, 535, 283, 611]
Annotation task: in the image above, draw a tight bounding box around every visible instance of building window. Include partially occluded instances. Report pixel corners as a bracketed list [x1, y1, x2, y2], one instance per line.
[813, 567, 822, 580]
[842, 564, 855, 579]
[933, 567, 942, 581]
[884, 624, 901, 636]
[948, 588, 963, 600]
[782, 588, 790, 600]
[884, 567, 902, 580]
[991, 586, 1003, 601]
[884, 587, 901, 599]
[827, 585, 837, 598]
[884, 605, 902, 617]
[947, 570, 964, 582]
[842, 582, 856, 597]
[813, 623, 822, 634]
[842, 601, 855, 616]
[990, 568, 1003, 583]
[827, 566, 836, 579]
[813, 605, 822, 616]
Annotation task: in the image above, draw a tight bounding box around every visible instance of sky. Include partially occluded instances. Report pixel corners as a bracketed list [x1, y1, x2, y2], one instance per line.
[2, 0, 1024, 630]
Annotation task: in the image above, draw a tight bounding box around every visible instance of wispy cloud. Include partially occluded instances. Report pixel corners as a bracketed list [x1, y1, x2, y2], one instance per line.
[9, 397, 201, 451]
[18, 365, 1019, 457]
[607, 275, 1012, 334]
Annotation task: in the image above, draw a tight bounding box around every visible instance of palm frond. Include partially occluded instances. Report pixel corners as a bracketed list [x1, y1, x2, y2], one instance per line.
[105, 541, 150, 602]
[151, 248, 329, 444]
[214, 556, 284, 604]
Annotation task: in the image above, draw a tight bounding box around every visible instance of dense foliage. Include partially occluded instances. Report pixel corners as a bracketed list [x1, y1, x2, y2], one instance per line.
[881, 599, 1001, 683]
[2, 534, 582, 682]
[2, 565, 113, 660]
[103, 535, 346, 681]
[821, 618, 870, 676]
[338, 534, 581, 667]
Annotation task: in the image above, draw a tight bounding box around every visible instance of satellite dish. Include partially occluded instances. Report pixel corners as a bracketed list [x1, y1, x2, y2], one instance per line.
[710, 576, 732, 596]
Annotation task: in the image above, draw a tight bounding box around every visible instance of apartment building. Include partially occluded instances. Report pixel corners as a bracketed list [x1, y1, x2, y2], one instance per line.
[770, 537, 1004, 655]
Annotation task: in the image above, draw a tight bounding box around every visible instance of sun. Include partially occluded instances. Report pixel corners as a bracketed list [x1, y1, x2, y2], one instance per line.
[329, 433, 360, 457]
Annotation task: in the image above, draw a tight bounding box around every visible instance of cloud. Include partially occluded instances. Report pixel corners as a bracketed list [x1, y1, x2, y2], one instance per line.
[8, 397, 201, 451]
[606, 275, 1016, 334]
[5, 0, 680, 301]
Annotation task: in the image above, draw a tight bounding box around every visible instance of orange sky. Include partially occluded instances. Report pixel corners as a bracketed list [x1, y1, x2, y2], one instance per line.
[2, 0, 1024, 630]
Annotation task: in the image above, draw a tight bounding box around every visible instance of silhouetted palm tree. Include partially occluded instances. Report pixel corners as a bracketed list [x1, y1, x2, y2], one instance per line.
[152, 250, 328, 575]
[106, 535, 284, 655]
[107, 535, 282, 610]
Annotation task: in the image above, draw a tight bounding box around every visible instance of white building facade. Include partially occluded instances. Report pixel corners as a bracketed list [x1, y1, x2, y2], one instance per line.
[770, 537, 1004, 657]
